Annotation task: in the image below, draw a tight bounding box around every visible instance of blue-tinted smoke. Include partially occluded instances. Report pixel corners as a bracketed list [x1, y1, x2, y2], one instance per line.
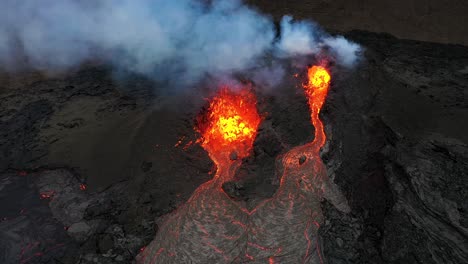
[0, 0, 360, 86]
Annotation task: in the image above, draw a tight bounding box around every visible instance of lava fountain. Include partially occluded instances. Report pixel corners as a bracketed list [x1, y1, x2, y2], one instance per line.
[137, 66, 349, 263]
[305, 65, 331, 150]
[196, 87, 261, 183]
[137, 86, 262, 263]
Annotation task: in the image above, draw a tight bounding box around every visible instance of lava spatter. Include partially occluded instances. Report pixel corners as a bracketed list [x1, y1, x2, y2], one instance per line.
[196, 87, 261, 180]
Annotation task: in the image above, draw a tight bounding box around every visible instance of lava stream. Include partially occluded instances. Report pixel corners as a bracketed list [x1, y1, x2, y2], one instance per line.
[305, 65, 331, 150]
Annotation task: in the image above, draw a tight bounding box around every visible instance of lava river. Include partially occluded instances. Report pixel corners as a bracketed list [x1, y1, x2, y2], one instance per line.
[136, 66, 349, 264]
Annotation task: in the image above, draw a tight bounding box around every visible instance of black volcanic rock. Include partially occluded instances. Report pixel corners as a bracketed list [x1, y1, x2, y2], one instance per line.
[318, 31, 468, 263]
[381, 135, 468, 263]
[0, 31, 467, 263]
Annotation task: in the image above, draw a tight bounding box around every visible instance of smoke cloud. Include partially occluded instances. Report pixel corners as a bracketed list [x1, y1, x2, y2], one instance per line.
[0, 0, 360, 86]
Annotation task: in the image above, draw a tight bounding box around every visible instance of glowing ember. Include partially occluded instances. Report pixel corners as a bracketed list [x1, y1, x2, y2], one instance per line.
[197, 87, 261, 164]
[39, 191, 55, 200]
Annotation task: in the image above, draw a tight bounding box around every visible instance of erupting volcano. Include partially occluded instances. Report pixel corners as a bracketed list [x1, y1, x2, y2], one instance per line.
[4, 0, 466, 263]
[137, 65, 348, 263]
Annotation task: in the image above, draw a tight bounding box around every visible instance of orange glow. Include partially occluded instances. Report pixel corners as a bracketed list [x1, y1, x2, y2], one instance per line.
[307, 66, 330, 92]
[304, 66, 330, 112]
[197, 87, 261, 165]
[303, 65, 331, 150]
[136, 67, 332, 264]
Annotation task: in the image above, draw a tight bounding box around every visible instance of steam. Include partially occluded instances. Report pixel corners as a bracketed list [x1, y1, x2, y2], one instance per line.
[276, 16, 321, 56]
[323, 36, 361, 67]
[0, 0, 360, 86]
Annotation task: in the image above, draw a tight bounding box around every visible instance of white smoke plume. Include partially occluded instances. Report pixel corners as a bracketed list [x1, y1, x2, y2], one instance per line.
[0, 0, 360, 85]
[276, 16, 321, 57]
[323, 36, 361, 67]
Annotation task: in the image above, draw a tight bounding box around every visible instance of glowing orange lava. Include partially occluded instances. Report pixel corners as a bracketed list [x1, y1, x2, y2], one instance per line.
[304, 65, 331, 150]
[197, 87, 261, 167]
[137, 66, 337, 264]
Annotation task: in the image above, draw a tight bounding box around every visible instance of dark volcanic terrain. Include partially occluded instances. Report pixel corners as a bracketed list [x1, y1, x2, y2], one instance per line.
[247, 0, 468, 46]
[1, 31, 467, 263]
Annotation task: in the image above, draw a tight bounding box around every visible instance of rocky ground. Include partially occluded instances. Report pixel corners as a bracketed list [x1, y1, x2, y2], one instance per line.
[1, 31, 467, 263]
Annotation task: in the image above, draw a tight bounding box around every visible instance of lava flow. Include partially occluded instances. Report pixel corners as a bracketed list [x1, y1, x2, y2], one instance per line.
[137, 86, 262, 263]
[137, 66, 349, 264]
[305, 65, 331, 149]
[281, 65, 331, 172]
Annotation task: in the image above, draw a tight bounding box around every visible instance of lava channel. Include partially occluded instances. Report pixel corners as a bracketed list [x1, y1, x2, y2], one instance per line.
[137, 66, 349, 264]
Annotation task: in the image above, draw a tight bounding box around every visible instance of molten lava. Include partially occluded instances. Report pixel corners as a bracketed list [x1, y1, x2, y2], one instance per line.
[137, 65, 349, 264]
[306, 66, 330, 94]
[304, 65, 331, 150]
[197, 87, 261, 166]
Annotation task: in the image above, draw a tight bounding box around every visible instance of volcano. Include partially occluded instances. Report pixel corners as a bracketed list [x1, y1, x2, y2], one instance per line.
[1, 2, 468, 264]
[1, 31, 467, 263]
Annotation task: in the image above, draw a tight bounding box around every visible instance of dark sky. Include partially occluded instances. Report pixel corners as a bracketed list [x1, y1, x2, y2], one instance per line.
[247, 0, 468, 45]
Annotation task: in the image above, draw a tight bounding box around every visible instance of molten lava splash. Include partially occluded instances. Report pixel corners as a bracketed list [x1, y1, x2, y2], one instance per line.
[306, 66, 330, 94]
[197, 87, 261, 167]
[304, 65, 331, 150]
